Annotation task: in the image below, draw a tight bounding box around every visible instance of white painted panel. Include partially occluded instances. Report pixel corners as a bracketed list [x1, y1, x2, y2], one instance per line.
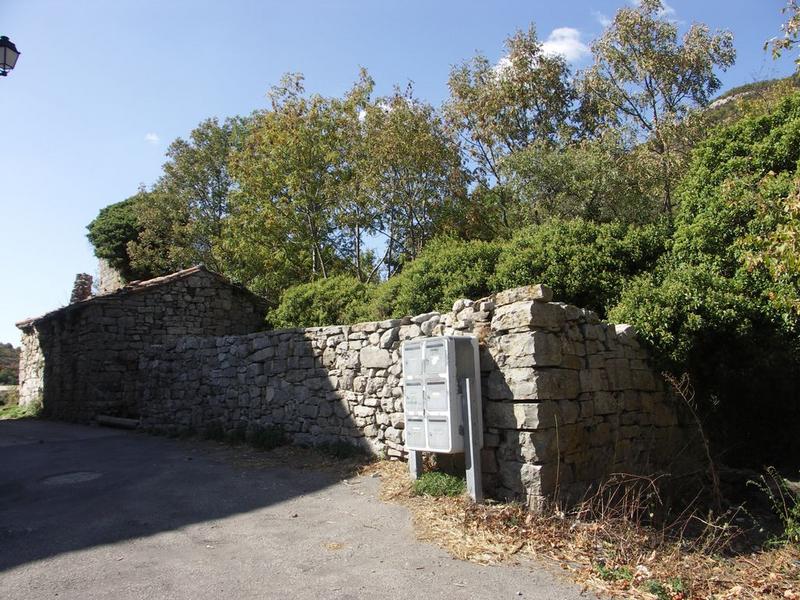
[404, 383, 424, 414]
[425, 380, 448, 412]
[427, 418, 450, 452]
[424, 342, 447, 377]
[406, 418, 426, 449]
[403, 343, 423, 378]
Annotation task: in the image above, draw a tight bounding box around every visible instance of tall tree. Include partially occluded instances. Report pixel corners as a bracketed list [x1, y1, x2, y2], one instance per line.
[360, 85, 467, 277]
[128, 117, 247, 275]
[444, 24, 577, 231]
[580, 0, 735, 214]
[227, 74, 350, 293]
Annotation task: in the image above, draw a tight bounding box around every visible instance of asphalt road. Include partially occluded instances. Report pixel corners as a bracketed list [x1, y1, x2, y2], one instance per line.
[0, 420, 592, 600]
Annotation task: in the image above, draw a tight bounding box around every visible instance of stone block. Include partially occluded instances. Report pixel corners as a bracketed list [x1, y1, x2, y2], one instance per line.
[420, 316, 440, 336]
[379, 327, 399, 349]
[486, 368, 580, 400]
[411, 311, 438, 324]
[353, 405, 375, 418]
[497, 331, 563, 367]
[491, 301, 566, 333]
[495, 285, 553, 307]
[485, 400, 561, 429]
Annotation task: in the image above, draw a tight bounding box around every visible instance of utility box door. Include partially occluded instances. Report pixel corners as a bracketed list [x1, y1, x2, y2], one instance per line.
[402, 336, 481, 454]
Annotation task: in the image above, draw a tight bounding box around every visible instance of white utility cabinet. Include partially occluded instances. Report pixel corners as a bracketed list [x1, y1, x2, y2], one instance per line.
[401, 336, 483, 454]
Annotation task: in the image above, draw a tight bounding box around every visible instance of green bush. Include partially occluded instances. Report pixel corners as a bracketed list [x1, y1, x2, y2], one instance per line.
[86, 193, 150, 282]
[610, 93, 800, 465]
[267, 275, 376, 328]
[412, 471, 466, 497]
[492, 219, 668, 316]
[369, 237, 504, 318]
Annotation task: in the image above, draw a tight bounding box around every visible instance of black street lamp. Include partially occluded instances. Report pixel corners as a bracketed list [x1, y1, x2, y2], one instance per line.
[0, 36, 20, 77]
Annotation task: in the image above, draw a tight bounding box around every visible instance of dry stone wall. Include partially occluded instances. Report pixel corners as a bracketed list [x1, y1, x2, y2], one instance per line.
[132, 284, 692, 507]
[16, 268, 265, 421]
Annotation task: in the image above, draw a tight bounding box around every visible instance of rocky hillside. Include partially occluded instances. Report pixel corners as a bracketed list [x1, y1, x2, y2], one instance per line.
[706, 73, 800, 124]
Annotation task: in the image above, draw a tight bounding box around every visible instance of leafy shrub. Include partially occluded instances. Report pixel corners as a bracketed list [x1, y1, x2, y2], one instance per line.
[412, 471, 466, 497]
[267, 275, 376, 328]
[492, 219, 668, 316]
[369, 237, 504, 318]
[610, 93, 800, 465]
[86, 193, 150, 282]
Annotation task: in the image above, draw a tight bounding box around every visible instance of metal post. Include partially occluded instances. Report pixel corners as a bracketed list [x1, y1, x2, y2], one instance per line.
[408, 449, 423, 480]
[463, 377, 484, 503]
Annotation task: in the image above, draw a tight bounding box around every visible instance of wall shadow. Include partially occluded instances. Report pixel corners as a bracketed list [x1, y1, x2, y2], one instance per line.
[0, 418, 358, 573]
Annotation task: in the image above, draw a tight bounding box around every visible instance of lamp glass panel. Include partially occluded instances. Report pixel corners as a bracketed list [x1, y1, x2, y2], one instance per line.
[6, 47, 18, 69]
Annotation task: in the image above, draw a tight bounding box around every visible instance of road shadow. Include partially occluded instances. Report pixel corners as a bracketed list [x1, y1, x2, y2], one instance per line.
[0, 419, 363, 573]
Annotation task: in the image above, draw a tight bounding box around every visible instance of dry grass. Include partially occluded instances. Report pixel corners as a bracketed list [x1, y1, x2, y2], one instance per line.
[364, 460, 800, 599]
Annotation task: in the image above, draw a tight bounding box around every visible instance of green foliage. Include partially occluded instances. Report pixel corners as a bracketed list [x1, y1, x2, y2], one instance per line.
[644, 578, 685, 600]
[86, 193, 150, 281]
[267, 275, 375, 328]
[445, 24, 578, 232]
[581, 0, 735, 213]
[0, 399, 40, 420]
[610, 264, 744, 368]
[502, 133, 662, 226]
[412, 471, 466, 497]
[369, 237, 503, 318]
[129, 117, 248, 278]
[0, 343, 19, 385]
[611, 92, 800, 464]
[493, 219, 668, 316]
[595, 564, 633, 582]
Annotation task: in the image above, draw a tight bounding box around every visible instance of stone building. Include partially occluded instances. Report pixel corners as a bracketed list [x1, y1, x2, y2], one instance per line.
[16, 266, 266, 421]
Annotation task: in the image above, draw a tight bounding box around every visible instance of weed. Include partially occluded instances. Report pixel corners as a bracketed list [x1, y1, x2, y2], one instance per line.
[645, 580, 669, 599]
[413, 471, 466, 497]
[596, 563, 633, 582]
[644, 577, 686, 600]
[749, 466, 800, 546]
[248, 426, 287, 451]
[0, 401, 41, 420]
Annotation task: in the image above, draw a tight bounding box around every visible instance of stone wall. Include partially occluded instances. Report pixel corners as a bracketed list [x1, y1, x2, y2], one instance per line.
[16, 267, 266, 421]
[97, 258, 125, 295]
[132, 284, 692, 507]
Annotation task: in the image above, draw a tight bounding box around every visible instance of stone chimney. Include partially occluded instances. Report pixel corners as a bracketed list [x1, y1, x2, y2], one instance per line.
[70, 273, 93, 304]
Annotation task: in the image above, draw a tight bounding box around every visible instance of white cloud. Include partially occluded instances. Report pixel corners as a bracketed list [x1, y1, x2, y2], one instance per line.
[144, 132, 160, 145]
[593, 11, 612, 28]
[493, 55, 514, 76]
[659, 1, 677, 17]
[541, 27, 590, 62]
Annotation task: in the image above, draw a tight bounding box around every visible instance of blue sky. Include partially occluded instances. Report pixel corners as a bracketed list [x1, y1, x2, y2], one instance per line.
[0, 0, 796, 345]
